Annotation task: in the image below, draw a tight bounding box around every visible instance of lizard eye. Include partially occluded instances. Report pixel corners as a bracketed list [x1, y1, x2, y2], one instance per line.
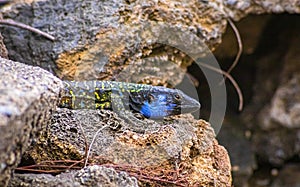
[174, 93, 181, 101]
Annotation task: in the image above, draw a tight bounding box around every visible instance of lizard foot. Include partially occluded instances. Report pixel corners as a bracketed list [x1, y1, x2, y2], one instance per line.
[118, 111, 163, 133]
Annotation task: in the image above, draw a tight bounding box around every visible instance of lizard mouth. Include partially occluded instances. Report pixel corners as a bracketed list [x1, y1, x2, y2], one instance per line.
[180, 97, 201, 114]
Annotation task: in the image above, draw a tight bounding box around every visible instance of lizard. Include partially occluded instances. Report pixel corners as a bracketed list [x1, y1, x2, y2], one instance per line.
[58, 81, 200, 124]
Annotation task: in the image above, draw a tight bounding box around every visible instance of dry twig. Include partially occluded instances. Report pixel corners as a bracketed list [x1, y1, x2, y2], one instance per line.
[0, 19, 55, 41]
[84, 125, 109, 167]
[220, 18, 243, 85]
[199, 62, 244, 111]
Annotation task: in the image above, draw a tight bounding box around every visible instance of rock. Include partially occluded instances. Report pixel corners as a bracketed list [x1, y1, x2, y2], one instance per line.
[9, 173, 78, 187]
[9, 165, 138, 187]
[1, 0, 298, 97]
[252, 128, 299, 166]
[222, 0, 300, 21]
[1, 0, 299, 83]
[20, 108, 232, 186]
[270, 84, 300, 128]
[271, 164, 300, 187]
[0, 57, 63, 186]
[0, 13, 8, 59]
[213, 15, 271, 59]
[75, 165, 138, 187]
[217, 116, 256, 187]
[242, 15, 300, 166]
[1, 0, 298, 83]
[0, 0, 227, 85]
[0, 33, 8, 59]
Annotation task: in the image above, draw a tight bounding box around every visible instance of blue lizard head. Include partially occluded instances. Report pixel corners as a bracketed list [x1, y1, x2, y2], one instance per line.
[130, 87, 200, 119]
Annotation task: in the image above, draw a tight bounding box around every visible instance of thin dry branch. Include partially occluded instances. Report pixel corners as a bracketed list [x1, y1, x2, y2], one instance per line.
[226, 18, 243, 74]
[78, 122, 88, 158]
[221, 18, 243, 84]
[15, 159, 189, 186]
[0, 19, 55, 41]
[84, 125, 109, 167]
[199, 62, 244, 111]
[101, 163, 188, 187]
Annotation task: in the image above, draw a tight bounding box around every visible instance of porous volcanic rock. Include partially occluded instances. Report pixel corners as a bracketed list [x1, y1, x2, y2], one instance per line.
[0, 57, 63, 186]
[9, 165, 138, 187]
[242, 15, 300, 166]
[0, 0, 228, 85]
[21, 108, 232, 186]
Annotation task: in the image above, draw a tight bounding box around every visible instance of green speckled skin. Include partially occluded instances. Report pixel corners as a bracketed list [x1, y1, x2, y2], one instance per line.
[60, 81, 152, 109]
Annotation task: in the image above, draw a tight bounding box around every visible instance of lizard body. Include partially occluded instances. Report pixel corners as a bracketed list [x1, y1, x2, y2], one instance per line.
[59, 81, 200, 119]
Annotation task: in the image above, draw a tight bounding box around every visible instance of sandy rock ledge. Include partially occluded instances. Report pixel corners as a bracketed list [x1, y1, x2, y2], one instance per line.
[13, 108, 232, 186]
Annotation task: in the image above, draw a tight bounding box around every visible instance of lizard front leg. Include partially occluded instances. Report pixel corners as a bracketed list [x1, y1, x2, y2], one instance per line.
[111, 90, 150, 133]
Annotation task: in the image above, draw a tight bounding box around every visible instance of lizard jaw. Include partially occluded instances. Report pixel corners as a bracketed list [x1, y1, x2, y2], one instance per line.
[180, 95, 201, 114]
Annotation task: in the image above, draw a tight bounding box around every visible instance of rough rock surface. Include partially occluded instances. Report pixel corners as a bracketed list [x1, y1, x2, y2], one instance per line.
[0, 13, 8, 59]
[242, 15, 300, 166]
[20, 108, 232, 186]
[0, 33, 8, 59]
[213, 14, 300, 186]
[271, 164, 300, 187]
[0, 0, 227, 85]
[0, 0, 298, 87]
[0, 57, 63, 186]
[9, 165, 138, 187]
[2, 1, 298, 85]
[213, 15, 271, 59]
[0, 0, 298, 82]
[1, 1, 298, 186]
[220, 0, 300, 20]
[217, 116, 256, 187]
